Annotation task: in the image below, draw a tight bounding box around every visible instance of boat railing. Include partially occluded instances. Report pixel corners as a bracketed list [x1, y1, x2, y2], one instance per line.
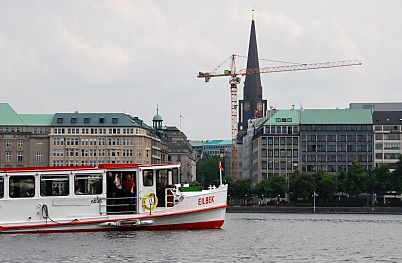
[100, 196, 138, 215]
[165, 188, 183, 207]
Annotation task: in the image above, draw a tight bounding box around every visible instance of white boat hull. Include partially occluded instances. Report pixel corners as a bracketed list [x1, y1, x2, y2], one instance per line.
[0, 205, 226, 234]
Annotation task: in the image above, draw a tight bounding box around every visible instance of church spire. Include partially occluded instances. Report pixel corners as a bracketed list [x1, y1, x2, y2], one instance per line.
[237, 11, 267, 137]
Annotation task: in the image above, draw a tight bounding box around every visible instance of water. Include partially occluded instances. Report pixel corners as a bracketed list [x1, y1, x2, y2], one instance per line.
[1, 213, 402, 262]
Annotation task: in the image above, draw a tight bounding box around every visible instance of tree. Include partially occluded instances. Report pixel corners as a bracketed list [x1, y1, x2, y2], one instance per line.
[344, 161, 367, 197]
[267, 174, 287, 197]
[231, 179, 253, 200]
[316, 172, 337, 202]
[254, 179, 269, 198]
[290, 171, 314, 200]
[196, 154, 223, 188]
[371, 165, 392, 195]
[392, 156, 402, 192]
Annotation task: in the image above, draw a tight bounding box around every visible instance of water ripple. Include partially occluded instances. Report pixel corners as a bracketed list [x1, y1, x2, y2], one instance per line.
[1, 213, 402, 262]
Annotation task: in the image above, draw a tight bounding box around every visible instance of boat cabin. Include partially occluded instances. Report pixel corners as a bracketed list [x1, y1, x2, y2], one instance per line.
[0, 164, 181, 224]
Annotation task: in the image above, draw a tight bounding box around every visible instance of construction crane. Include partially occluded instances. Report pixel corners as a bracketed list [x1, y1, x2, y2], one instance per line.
[198, 54, 362, 180]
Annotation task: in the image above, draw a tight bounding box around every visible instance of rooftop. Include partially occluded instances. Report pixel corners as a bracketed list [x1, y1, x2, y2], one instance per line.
[203, 140, 232, 146]
[263, 109, 300, 126]
[262, 108, 373, 126]
[372, 111, 402, 124]
[19, 114, 54, 126]
[52, 113, 150, 128]
[0, 103, 24, 126]
[300, 109, 373, 125]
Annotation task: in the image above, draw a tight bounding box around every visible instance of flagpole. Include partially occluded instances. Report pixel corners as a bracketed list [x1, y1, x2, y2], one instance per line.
[219, 169, 222, 186]
[218, 161, 223, 186]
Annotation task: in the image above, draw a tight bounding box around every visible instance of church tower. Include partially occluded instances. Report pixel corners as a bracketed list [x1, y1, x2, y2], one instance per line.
[238, 15, 267, 137]
[152, 105, 163, 131]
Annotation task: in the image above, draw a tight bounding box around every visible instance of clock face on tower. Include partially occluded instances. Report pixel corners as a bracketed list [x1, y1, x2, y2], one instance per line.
[244, 102, 250, 111]
[256, 101, 263, 112]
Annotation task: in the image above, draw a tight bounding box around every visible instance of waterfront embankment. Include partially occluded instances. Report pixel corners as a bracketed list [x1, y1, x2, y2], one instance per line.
[227, 205, 402, 214]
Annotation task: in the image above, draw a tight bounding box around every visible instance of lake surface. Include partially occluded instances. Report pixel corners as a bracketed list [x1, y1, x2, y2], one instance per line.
[1, 213, 402, 262]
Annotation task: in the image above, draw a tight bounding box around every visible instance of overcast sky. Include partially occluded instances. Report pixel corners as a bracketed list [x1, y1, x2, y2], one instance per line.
[1, 1, 402, 140]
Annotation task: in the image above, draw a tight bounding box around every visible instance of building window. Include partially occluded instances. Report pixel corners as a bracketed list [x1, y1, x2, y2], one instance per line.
[36, 152, 44, 163]
[17, 140, 23, 147]
[84, 118, 90, 124]
[17, 152, 23, 162]
[99, 117, 105, 123]
[40, 175, 69, 196]
[5, 139, 12, 147]
[71, 118, 77, 123]
[9, 176, 35, 198]
[5, 152, 12, 163]
[268, 137, 273, 145]
[74, 174, 103, 195]
[112, 118, 118, 124]
[57, 117, 63, 123]
[384, 143, 400, 150]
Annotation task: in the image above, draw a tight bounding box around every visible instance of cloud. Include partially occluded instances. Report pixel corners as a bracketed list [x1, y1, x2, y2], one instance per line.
[1, 1, 402, 139]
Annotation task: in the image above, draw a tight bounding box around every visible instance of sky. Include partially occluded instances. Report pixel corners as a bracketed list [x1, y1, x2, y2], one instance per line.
[1, 1, 402, 140]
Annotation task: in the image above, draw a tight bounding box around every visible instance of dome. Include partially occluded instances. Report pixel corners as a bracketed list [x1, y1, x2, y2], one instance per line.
[153, 114, 163, 121]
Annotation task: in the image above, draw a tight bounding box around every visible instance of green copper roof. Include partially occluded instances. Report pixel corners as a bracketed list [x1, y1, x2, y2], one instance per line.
[190, 140, 204, 147]
[300, 109, 373, 124]
[0, 103, 24, 126]
[263, 109, 300, 126]
[152, 114, 163, 121]
[52, 113, 150, 128]
[203, 140, 232, 146]
[19, 114, 54, 126]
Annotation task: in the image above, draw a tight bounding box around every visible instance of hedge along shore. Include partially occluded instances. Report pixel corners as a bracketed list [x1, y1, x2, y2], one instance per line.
[227, 206, 402, 214]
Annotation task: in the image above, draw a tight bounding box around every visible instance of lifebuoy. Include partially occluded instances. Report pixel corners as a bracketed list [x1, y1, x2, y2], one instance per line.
[142, 192, 158, 211]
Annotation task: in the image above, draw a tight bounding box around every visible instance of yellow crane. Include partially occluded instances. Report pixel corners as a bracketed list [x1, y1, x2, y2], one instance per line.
[198, 54, 362, 180]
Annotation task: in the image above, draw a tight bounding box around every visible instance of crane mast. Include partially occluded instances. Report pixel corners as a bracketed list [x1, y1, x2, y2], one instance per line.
[198, 55, 362, 180]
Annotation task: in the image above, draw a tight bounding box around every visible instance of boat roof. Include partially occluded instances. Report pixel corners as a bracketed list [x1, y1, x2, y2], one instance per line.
[0, 163, 180, 174]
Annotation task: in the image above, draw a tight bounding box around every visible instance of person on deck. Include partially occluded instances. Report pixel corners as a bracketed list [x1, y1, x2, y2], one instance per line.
[123, 174, 135, 211]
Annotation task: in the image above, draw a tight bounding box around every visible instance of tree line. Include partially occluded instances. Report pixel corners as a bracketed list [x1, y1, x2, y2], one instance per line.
[197, 154, 402, 206]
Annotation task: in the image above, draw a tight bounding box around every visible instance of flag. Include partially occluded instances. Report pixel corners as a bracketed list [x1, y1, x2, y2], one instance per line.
[218, 161, 224, 171]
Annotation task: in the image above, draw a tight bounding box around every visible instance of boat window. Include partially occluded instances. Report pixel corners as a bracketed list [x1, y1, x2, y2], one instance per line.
[0, 176, 3, 198]
[172, 168, 179, 185]
[143, 170, 154, 186]
[74, 174, 102, 195]
[9, 176, 35, 198]
[40, 175, 69, 196]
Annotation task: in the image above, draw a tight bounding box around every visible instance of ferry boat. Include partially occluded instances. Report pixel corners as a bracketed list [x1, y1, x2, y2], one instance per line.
[0, 163, 227, 233]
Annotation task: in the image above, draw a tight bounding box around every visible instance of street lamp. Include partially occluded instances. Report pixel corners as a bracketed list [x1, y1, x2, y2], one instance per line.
[245, 194, 247, 206]
[312, 191, 317, 213]
[261, 194, 264, 206]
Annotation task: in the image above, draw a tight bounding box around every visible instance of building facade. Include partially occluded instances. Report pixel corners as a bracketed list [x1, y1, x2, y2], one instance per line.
[163, 127, 196, 183]
[0, 103, 52, 168]
[49, 113, 156, 166]
[252, 109, 300, 182]
[300, 109, 374, 173]
[249, 108, 374, 183]
[373, 111, 402, 170]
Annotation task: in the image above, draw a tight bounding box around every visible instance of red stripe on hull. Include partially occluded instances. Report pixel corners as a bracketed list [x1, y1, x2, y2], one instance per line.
[2, 220, 225, 234]
[1, 204, 227, 231]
